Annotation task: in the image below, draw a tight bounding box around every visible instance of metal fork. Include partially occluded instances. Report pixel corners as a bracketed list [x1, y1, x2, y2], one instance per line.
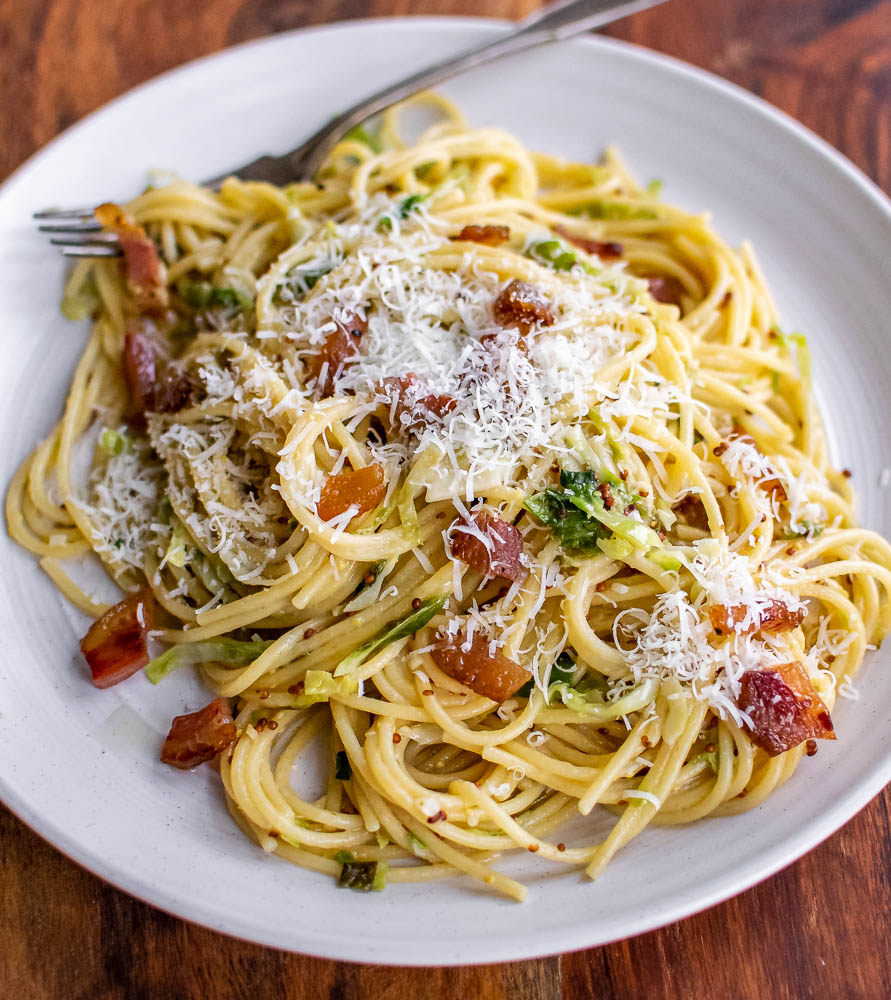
[36, 0, 666, 258]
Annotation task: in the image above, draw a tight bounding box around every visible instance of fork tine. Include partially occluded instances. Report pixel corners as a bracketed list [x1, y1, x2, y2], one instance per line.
[35, 203, 117, 256]
[59, 245, 122, 258]
[33, 207, 97, 220]
[48, 233, 118, 245]
[38, 221, 103, 233]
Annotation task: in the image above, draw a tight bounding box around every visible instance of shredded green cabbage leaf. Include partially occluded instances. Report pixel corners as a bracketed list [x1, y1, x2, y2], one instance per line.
[146, 638, 273, 684]
[333, 596, 447, 677]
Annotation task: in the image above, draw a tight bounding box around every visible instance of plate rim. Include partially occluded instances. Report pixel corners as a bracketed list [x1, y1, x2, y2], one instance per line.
[1, 16, 890, 965]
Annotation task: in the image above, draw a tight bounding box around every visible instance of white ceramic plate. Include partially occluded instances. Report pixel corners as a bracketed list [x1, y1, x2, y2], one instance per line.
[1, 17, 890, 966]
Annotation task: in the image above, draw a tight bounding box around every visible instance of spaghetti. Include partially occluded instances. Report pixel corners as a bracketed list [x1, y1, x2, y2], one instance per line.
[7, 98, 891, 900]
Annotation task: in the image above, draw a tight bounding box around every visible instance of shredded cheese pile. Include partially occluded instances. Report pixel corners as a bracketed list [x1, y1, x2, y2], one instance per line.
[616, 547, 807, 725]
[274, 200, 641, 500]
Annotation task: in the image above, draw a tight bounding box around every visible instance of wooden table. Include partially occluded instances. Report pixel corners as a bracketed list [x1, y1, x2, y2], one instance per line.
[1, 1, 889, 996]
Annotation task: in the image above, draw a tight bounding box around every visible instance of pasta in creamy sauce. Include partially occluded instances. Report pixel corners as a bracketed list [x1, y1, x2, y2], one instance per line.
[7, 97, 891, 900]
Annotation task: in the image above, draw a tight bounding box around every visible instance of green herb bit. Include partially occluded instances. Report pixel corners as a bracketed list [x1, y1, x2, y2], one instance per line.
[333, 595, 447, 677]
[272, 259, 340, 304]
[783, 521, 824, 540]
[212, 287, 251, 310]
[551, 651, 575, 687]
[518, 651, 576, 699]
[558, 469, 661, 549]
[335, 750, 352, 781]
[98, 427, 131, 456]
[145, 638, 273, 684]
[570, 200, 658, 221]
[293, 671, 359, 707]
[527, 238, 585, 273]
[343, 124, 383, 154]
[398, 193, 428, 218]
[182, 281, 252, 312]
[337, 859, 387, 892]
[645, 179, 663, 197]
[693, 750, 719, 774]
[407, 833, 428, 856]
[524, 488, 610, 553]
[771, 327, 810, 373]
[525, 469, 659, 554]
[550, 677, 659, 720]
[333, 850, 355, 865]
[647, 548, 683, 572]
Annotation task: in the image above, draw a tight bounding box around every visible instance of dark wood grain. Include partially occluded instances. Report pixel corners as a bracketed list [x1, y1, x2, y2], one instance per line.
[1, 1, 890, 997]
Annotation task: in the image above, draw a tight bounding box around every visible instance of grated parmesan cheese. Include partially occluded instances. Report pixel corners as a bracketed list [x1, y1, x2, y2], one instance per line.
[272, 195, 642, 500]
[79, 432, 169, 571]
[720, 436, 826, 533]
[614, 542, 806, 725]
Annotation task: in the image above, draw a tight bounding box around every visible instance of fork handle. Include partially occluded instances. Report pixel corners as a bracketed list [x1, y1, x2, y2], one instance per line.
[222, 0, 665, 185]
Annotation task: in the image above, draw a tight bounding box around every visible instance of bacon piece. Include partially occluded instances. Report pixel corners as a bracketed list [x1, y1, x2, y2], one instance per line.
[450, 509, 527, 583]
[672, 494, 709, 531]
[317, 464, 387, 523]
[554, 225, 622, 260]
[153, 366, 193, 413]
[307, 310, 368, 398]
[382, 372, 458, 432]
[95, 202, 168, 312]
[414, 390, 457, 418]
[738, 662, 835, 756]
[646, 276, 685, 307]
[160, 698, 237, 769]
[123, 326, 157, 421]
[761, 477, 788, 502]
[122, 326, 192, 424]
[80, 587, 154, 688]
[431, 633, 531, 702]
[452, 224, 511, 246]
[479, 328, 529, 359]
[710, 600, 805, 636]
[493, 279, 555, 334]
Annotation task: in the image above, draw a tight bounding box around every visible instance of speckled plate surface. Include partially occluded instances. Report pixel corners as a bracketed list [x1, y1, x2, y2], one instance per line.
[1, 17, 890, 965]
